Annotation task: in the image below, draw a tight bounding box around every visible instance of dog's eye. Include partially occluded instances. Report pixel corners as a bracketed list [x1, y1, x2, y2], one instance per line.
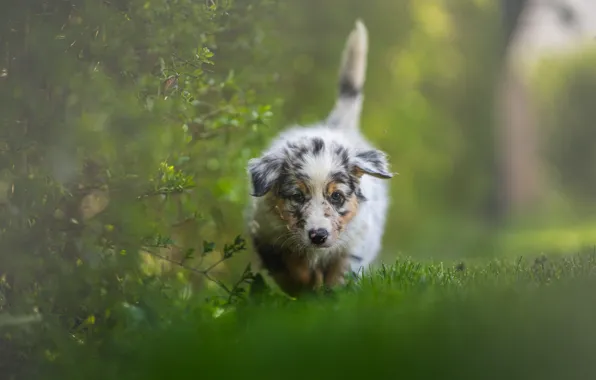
[330, 191, 344, 204]
[290, 192, 305, 203]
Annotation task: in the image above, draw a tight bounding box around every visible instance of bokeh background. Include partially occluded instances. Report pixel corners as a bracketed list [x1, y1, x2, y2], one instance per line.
[237, 0, 596, 263]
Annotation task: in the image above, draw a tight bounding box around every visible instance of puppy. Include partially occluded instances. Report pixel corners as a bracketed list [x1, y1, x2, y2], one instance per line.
[245, 20, 393, 296]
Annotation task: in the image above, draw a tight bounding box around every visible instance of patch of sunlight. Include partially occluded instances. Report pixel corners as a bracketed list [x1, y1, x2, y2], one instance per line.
[413, 1, 454, 40]
[472, 0, 491, 8]
[500, 222, 596, 256]
[139, 251, 165, 276]
[391, 49, 420, 89]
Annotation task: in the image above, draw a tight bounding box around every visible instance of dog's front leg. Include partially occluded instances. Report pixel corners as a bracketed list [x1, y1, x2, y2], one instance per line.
[270, 254, 323, 296]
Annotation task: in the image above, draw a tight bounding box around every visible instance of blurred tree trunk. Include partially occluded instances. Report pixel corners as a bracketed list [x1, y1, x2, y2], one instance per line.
[502, 0, 528, 45]
[494, 0, 542, 221]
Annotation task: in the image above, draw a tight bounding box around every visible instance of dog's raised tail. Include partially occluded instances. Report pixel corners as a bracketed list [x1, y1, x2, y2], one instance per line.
[327, 19, 369, 131]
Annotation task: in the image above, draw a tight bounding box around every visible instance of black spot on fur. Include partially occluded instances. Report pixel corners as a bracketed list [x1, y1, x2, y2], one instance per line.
[356, 150, 383, 169]
[277, 167, 303, 199]
[252, 237, 285, 273]
[294, 172, 310, 182]
[285, 142, 310, 164]
[291, 160, 304, 172]
[249, 153, 291, 197]
[311, 138, 325, 155]
[339, 76, 361, 98]
[250, 171, 268, 196]
[250, 161, 280, 196]
[347, 177, 357, 192]
[330, 171, 350, 185]
[276, 172, 291, 196]
[295, 149, 308, 163]
[335, 146, 350, 170]
[353, 150, 392, 179]
[355, 188, 367, 201]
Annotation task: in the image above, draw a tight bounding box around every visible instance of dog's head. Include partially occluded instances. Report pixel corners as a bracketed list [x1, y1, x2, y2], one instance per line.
[248, 135, 392, 249]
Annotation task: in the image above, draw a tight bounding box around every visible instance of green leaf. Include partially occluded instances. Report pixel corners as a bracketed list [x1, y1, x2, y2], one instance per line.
[203, 241, 216, 256]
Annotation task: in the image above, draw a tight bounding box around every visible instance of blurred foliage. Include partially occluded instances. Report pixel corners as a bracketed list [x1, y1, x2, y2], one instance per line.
[532, 48, 596, 213]
[0, 0, 280, 377]
[264, 0, 596, 257]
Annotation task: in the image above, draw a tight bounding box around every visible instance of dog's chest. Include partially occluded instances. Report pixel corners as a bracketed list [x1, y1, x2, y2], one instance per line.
[250, 234, 350, 295]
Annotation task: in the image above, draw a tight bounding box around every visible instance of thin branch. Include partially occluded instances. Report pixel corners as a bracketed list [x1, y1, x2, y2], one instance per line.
[226, 265, 254, 304]
[202, 256, 229, 274]
[143, 249, 232, 295]
[137, 185, 195, 199]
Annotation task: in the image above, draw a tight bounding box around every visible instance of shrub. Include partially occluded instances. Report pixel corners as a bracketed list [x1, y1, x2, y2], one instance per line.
[0, 0, 278, 377]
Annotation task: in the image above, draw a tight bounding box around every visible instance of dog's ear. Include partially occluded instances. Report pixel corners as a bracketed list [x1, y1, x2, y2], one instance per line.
[350, 149, 393, 179]
[247, 154, 284, 197]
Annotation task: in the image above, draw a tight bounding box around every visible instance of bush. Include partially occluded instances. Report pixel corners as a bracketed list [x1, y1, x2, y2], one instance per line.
[0, 0, 278, 377]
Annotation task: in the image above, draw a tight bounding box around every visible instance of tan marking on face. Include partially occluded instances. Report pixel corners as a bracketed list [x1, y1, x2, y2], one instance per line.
[297, 181, 308, 194]
[337, 195, 359, 232]
[326, 181, 341, 196]
[264, 180, 314, 233]
[351, 167, 365, 178]
[265, 193, 298, 230]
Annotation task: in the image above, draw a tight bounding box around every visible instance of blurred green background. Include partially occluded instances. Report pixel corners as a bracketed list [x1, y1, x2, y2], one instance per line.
[251, 0, 596, 261]
[266, 0, 503, 260]
[225, 0, 596, 262]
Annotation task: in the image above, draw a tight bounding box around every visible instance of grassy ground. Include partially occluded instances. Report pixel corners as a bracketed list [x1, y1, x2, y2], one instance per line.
[48, 250, 596, 380]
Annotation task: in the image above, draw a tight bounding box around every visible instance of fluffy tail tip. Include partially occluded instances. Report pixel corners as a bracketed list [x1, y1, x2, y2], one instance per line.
[338, 19, 369, 97]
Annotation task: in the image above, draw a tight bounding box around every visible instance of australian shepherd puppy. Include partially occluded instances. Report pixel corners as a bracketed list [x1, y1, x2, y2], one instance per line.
[245, 20, 393, 296]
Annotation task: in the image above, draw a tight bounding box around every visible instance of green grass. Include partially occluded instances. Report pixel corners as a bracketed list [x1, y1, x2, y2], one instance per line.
[47, 251, 596, 380]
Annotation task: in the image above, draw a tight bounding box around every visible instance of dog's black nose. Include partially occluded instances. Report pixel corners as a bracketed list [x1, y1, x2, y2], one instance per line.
[309, 228, 329, 245]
